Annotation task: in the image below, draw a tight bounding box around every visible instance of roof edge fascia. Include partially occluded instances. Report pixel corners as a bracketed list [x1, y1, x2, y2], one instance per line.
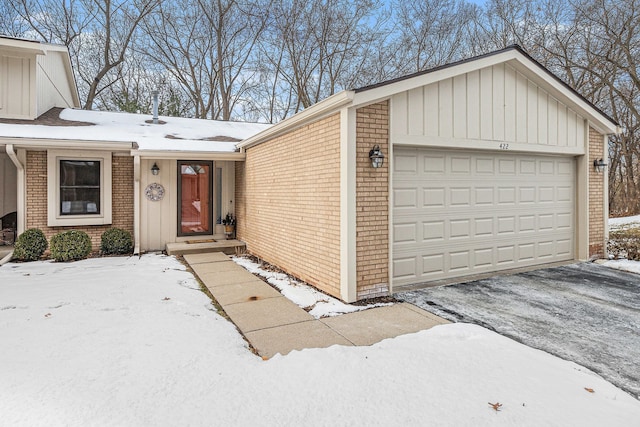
[0, 136, 136, 151]
[131, 150, 245, 160]
[60, 52, 81, 107]
[0, 36, 69, 53]
[0, 42, 46, 55]
[237, 90, 355, 150]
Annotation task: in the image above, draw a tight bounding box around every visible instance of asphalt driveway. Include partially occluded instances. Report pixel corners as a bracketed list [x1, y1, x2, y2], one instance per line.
[397, 262, 640, 399]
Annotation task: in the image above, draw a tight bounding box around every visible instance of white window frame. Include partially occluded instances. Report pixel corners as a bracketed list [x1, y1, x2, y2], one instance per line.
[47, 150, 112, 226]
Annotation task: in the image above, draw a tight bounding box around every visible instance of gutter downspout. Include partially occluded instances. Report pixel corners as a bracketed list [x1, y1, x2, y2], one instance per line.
[133, 155, 141, 255]
[4, 144, 25, 265]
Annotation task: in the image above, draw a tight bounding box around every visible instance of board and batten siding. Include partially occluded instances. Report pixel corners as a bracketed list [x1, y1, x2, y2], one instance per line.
[139, 159, 236, 251]
[0, 54, 33, 119]
[36, 52, 76, 116]
[391, 63, 586, 150]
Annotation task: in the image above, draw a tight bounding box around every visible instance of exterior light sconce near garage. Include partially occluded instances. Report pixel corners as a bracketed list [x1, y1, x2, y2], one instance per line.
[593, 158, 607, 173]
[151, 162, 160, 175]
[369, 145, 385, 168]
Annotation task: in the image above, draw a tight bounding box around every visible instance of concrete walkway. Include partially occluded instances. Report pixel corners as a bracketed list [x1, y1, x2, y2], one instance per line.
[184, 252, 449, 358]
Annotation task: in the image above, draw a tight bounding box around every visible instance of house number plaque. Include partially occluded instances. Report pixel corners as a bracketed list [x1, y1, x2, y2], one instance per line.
[145, 183, 165, 201]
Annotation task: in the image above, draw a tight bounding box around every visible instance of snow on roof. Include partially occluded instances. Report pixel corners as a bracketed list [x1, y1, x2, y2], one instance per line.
[0, 108, 271, 153]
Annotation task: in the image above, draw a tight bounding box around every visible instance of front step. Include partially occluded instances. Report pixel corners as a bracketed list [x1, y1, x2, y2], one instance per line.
[165, 239, 246, 256]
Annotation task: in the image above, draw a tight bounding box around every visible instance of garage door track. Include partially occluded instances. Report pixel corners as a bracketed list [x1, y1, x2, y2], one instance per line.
[398, 262, 640, 399]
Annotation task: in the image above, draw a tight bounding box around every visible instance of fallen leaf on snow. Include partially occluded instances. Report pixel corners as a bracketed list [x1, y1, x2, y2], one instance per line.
[488, 402, 503, 412]
[162, 297, 171, 301]
[44, 313, 52, 318]
[585, 388, 595, 393]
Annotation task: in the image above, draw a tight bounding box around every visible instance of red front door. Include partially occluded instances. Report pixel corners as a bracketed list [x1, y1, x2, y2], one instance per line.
[178, 161, 213, 236]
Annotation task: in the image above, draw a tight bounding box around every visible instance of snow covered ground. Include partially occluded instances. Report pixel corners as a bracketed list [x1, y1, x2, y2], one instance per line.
[609, 214, 640, 230]
[1, 255, 639, 426]
[604, 214, 640, 273]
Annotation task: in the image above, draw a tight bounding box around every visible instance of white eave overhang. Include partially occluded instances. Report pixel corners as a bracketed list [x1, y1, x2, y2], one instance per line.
[0, 136, 137, 151]
[237, 90, 355, 150]
[130, 149, 245, 161]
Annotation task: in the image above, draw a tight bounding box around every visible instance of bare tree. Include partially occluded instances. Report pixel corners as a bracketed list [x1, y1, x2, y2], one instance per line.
[0, 2, 33, 37]
[6, 0, 158, 109]
[392, 0, 478, 73]
[257, 0, 386, 115]
[142, 0, 218, 119]
[142, 0, 266, 120]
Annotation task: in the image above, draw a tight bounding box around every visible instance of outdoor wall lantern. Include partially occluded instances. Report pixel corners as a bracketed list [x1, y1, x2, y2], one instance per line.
[369, 144, 384, 168]
[151, 162, 160, 175]
[593, 158, 607, 173]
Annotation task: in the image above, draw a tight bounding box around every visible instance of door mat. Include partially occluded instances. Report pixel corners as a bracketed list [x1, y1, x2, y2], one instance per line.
[186, 239, 216, 244]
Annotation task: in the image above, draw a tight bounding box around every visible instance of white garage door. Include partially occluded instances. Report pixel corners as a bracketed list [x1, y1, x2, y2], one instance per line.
[392, 148, 575, 287]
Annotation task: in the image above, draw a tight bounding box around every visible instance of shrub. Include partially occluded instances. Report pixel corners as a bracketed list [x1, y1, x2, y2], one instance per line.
[607, 228, 640, 261]
[50, 230, 92, 262]
[100, 227, 133, 255]
[12, 228, 48, 261]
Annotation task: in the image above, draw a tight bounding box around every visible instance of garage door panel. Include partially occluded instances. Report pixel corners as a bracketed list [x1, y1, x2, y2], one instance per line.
[474, 248, 494, 267]
[539, 160, 555, 174]
[498, 158, 516, 174]
[449, 250, 471, 271]
[423, 221, 445, 241]
[451, 156, 472, 173]
[518, 215, 536, 232]
[393, 148, 575, 286]
[475, 187, 494, 204]
[557, 213, 572, 229]
[393, 256, 418, 279]
[556, 239, 572, 256]
[393, 223, 417, 244]
[497, 245, 516, 264]
[558, 160, 573, 175]
[538, 241, 555, 258]
[557, 186, 573, 202]
[476, 158, 495, 173]
[519, 159, 536, 174]
[393, 188, 418, 208]
[450, 219, 471, 239]
[475, 217, 494, 236]
[422, 254, 445, 276]
[498, 187, 516, 204]
[423, 188, 445, 207]
[394, 154, 418, 173]
[539, 187, 555, 202]
[424, 154, 445, 173]
[518, 243, 535, 261]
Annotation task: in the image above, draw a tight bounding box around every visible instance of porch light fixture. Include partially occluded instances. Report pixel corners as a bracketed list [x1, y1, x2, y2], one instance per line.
[151, 162, 160, 175]
[593, 158, 607, 173]
[369, 144, 384, 168]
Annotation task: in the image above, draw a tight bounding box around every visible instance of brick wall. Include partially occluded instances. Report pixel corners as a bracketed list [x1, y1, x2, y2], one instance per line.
[237, 114, 342, 298]
[25, 151, 134, 250]
[355, 101, 390, 300]
[588, 127, 605, 257]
